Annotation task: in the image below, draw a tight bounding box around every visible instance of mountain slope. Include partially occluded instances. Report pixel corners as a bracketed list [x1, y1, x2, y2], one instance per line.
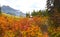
[1, 6, 26, 17]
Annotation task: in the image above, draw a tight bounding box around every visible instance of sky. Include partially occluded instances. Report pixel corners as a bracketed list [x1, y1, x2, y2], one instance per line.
[0, 0, 47, 13]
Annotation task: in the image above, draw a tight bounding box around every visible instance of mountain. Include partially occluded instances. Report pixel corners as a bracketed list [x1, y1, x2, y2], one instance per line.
[1, 5, 26, 17]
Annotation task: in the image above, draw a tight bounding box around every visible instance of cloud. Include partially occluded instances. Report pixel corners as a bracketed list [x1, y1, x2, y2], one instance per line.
[0, 0, 47, 13]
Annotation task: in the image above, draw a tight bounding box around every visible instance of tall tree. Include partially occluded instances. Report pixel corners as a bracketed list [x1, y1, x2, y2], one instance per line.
[26, 12, 30, 17]
[31, 10, 37, 17]
[47, 0, 60, 28]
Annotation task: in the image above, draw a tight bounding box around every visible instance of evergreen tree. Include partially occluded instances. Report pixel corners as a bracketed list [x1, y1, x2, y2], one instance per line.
[26, 12, 30, 17]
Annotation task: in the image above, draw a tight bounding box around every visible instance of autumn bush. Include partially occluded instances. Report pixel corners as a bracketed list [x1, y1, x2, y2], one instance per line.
[0, 14, 45, 37]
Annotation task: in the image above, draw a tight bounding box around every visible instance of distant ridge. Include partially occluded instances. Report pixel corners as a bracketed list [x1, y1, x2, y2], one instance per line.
[1, 5, 26, 17]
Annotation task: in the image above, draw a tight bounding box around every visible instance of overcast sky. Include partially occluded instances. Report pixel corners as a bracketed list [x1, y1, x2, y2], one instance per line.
[0, 0, 47, 13]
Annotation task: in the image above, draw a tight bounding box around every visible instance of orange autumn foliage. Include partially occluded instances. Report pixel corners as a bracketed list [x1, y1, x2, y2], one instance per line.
[0, 14, 49, 37]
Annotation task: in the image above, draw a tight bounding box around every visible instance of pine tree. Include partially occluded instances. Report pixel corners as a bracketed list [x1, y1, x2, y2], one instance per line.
[47, 0, 60, 29]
